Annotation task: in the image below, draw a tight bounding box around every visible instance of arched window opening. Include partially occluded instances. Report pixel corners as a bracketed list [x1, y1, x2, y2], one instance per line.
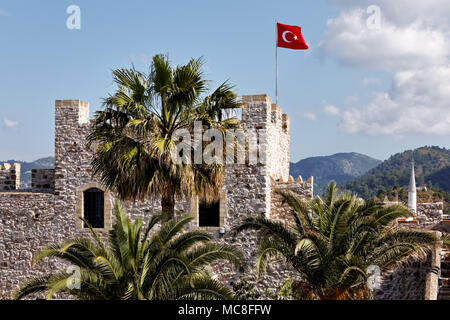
[83, 188, 104, 228]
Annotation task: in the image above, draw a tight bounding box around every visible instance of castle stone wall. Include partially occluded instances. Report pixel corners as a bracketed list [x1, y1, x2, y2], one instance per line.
[417, 202, 444, 227]
[373, 256, 430, 300]
[212, 95, 308, 296]
[270, 177, 313, 225]
[0, 163, 20, 191]
[0, 94, 442, 300]
[31, 169, 55, 193]
[0, 192, 57, 297]
[0, 95, 314, 299]
[373, 236, 441, 300]
[267, 104, 290, 182]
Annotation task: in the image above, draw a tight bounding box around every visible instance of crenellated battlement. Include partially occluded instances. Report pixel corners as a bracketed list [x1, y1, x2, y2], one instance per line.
[55, 100, 89, 125]
[0, 163, 20, 191]
[31, 169, 55, 193]
[238, 94, 291, 182]
[241, 94, 272, 104]
[270, 175, 314, 224]
[271, 104, 290, 131]
[282, 113, 289, 132]
[271, 104, 282, 122]
[274, 175, 314, 195]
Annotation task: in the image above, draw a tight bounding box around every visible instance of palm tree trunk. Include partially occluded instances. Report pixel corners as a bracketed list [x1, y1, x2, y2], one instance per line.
[161, 192, 175, 221]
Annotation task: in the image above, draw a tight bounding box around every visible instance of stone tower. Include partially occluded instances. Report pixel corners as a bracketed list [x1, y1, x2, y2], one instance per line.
[54, 99, 90, 194]
[222, 94, 291, 223]
[408, 161, 417, 214]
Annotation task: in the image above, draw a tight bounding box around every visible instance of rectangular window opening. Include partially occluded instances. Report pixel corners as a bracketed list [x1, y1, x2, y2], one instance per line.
[83, 188, 104, 228]
[198, 199, 220, 227]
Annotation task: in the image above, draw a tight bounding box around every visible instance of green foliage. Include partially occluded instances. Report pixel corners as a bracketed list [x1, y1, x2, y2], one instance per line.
[88, 55, 241, 219]
[14, 202, 244, 300]
[428, 167, 450, 196]
[231, 279, 261, 300]
[266, 278, 293, 300]
[234, 181, 438, 300]
[341, 146, 450, 199]
[441, 233, 450, 247]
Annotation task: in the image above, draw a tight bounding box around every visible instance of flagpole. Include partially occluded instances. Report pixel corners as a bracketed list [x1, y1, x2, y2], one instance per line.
[275, 20, 278, 105]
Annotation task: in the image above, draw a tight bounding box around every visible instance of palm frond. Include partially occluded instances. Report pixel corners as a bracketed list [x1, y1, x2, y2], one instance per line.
[235, 181, 438, 300]
[16, 202, 243, 300]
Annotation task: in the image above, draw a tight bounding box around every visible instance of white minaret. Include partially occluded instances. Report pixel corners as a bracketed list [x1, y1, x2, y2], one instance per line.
[408, 161, 417, 214]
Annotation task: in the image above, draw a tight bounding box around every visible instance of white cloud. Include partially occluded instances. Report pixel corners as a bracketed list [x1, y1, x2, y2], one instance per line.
[324, 104, 340, 116]
[303, 112, 318, 121]
[3, 118, 18, 131]
[326, 0, 450, 29]
[339, 65, 450, 135]
[318, 8, 449, 71]
[320, 2, 450, 136]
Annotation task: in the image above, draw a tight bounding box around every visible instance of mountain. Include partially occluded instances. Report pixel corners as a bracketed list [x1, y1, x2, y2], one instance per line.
[290, 152, 381, 195]
[1, 156, 55, 188]
[341, 146, 450, 199]
[427, 166, 450, 191]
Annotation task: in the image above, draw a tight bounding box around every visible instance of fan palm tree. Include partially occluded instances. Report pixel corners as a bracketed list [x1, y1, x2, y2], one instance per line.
[87, 54, 240, 220]
[14, 202, 244, 300]
[234, 181, 438, 300]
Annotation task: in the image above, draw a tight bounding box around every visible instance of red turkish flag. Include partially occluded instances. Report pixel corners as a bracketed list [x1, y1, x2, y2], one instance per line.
[277, 23, 309, 50]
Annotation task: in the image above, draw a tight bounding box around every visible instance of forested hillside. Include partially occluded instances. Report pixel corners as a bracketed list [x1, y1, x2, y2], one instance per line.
[341, 146, 450, 198]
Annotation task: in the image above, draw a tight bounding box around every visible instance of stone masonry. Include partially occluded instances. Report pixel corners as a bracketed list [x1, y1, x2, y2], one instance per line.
[417, 202, 444, 227]
[1, 94, 440, 300]
[31, 169, 55, 193]
[270, 177, 314, 225]
[377, 197, 444, 300]
[0, 163, 20, 191]
[373, 231, 442, 300]
[0, 95, 313, 299]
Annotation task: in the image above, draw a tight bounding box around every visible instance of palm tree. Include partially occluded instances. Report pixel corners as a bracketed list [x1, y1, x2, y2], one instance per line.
[88, 54, 240, 220]
[14, 202, 244, 300]
[234, 181, 438, 300]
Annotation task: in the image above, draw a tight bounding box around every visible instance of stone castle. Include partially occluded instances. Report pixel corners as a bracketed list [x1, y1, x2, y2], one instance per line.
[0, 94, 314, 299]
[0, 93, 446, 300]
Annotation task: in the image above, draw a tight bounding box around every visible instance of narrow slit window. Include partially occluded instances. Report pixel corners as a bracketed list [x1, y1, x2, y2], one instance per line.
[83, 188, 104, 228]
[198, 199, 220, 227]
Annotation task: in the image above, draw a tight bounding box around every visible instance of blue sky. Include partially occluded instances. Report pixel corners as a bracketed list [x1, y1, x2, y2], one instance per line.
[1, 0, 449, 162]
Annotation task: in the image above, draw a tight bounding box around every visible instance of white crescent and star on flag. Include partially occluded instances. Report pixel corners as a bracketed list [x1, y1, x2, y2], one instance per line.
[282, 31, 298, 43]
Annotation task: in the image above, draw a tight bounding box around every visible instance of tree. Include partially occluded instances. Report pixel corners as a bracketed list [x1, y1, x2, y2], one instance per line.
[14, 202, 244, 300]
[87, 55, 240, 219]
[234, 181, 438, 300]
